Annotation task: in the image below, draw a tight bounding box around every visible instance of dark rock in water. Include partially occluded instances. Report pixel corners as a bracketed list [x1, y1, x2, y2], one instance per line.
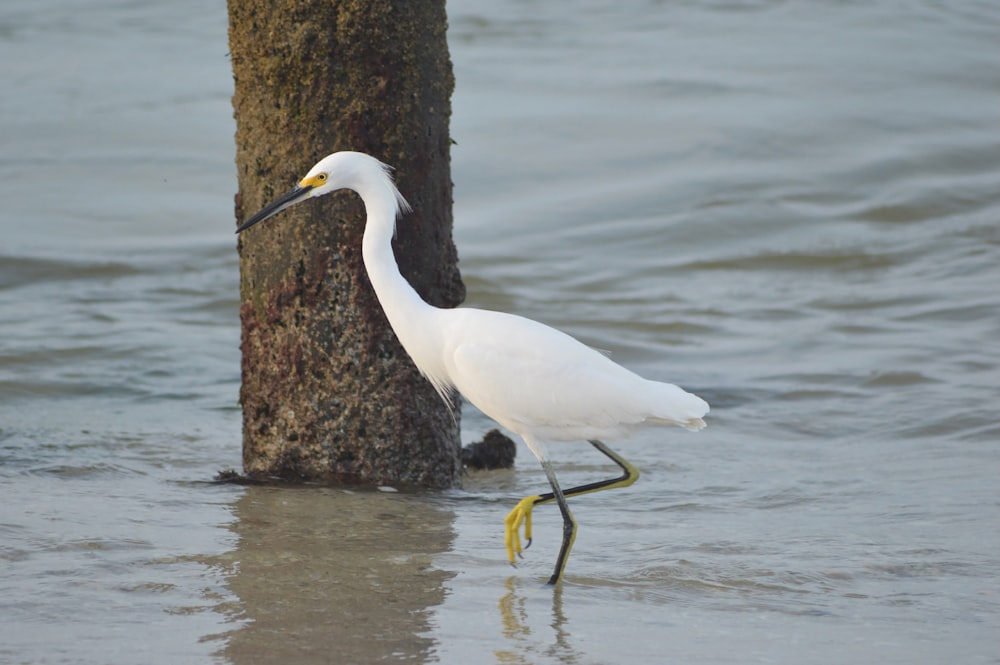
[462, 429, 517, 470]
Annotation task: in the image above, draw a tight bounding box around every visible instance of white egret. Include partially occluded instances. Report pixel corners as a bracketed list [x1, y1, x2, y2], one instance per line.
[237, 151, 709, 585]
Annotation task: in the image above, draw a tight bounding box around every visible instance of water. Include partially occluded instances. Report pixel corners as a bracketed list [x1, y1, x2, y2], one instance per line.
[1, 0, 998, 663]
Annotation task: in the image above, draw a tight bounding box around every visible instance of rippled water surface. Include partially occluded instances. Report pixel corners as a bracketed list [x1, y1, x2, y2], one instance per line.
[1, 0, 998, 663]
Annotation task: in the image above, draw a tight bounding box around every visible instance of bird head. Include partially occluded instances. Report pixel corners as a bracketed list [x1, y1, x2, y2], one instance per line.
[235, 151, 408, 234]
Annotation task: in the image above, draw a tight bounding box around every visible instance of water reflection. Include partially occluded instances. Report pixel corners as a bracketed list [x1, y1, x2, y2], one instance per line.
[206, 486, 455, 664]
[496, 578, 580, 664]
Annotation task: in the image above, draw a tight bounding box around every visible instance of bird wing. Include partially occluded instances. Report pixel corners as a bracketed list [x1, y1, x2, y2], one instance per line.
[442, 309, 705, 441]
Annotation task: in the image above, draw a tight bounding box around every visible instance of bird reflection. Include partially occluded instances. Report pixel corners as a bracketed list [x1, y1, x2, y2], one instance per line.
[495, 577, 581, 664]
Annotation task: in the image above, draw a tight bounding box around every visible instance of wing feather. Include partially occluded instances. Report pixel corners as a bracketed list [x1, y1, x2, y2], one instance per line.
[440, 309, 707, 441]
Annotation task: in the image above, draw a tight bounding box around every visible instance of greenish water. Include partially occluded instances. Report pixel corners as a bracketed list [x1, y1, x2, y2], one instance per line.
[1, 0, 998, 663]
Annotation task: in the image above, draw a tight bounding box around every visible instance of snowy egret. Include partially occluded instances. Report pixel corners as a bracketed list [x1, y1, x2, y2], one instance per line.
[237, 151, 709, 585]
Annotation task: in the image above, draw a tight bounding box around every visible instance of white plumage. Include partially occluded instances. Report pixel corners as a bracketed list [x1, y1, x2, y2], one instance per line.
[237, 151, 709, 584]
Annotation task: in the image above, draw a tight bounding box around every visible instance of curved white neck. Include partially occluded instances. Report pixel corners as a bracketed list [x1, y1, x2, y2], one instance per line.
[356, 178, 448, 391]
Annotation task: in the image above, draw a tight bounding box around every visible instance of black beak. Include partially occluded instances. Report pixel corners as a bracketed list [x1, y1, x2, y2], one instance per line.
[236, 184, 314, 234]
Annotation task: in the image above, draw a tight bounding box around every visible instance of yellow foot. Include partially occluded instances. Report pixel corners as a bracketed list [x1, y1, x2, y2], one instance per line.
[504, 494, 542, 564]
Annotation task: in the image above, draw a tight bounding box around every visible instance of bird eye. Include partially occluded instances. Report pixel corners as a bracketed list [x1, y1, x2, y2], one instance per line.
[317, 173, 327, 182]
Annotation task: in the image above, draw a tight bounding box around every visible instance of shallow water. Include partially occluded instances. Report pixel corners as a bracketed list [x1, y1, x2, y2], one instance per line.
[2, 0, 998, 663]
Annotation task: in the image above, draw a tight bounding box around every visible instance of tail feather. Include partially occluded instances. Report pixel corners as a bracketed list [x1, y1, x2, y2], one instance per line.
[646, 380, 710, 431]
[681, 417, 707, 431]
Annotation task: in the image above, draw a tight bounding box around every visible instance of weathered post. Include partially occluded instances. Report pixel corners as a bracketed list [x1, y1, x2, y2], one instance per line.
[227, 0, 464, 487]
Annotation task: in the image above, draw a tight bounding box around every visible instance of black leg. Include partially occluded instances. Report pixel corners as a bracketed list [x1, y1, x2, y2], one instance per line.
[540, 459, 576, 585]
[531, 440, 640, 508]
[503, 440, 640, 584]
